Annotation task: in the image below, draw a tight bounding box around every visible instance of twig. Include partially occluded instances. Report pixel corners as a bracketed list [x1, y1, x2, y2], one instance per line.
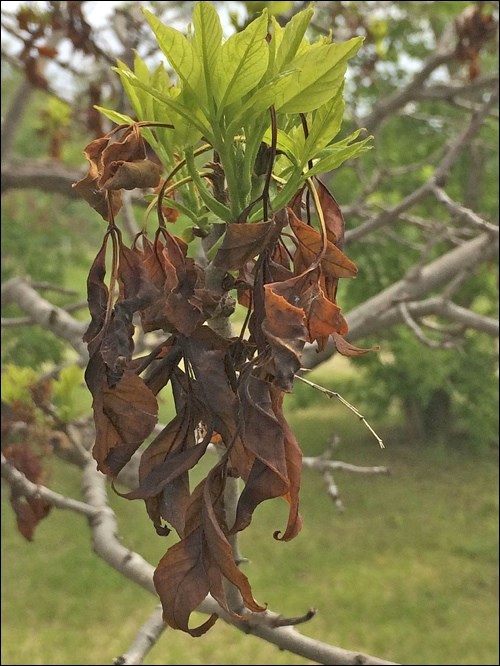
[295, 375, 385, 449]
[398, 302, 459, 349]
[431, 184, 499, 233]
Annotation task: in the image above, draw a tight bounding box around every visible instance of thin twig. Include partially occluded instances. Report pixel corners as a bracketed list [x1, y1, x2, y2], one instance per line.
[295, 375, 385, 449]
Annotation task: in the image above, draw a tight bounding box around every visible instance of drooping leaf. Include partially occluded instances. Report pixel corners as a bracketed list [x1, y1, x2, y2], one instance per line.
[269, 269, 348, 345]
[270, 387, 303, 542]
[288, 208, 358, 278]
[233, 373, 288, 533]
[261, 283, 307, 392]
[333, 332, 379, 357]
[83, 236, 109, 350]
[154, 527, 217, 636]
[3, 443, 52, 541]
[315, 177, 346, 249]
[90, 367, 158, 476]
[101, 160, 162, 191]
[213, 221, 274, 270]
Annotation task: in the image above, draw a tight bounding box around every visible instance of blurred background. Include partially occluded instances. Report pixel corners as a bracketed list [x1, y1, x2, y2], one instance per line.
[1, 2, 498, 664]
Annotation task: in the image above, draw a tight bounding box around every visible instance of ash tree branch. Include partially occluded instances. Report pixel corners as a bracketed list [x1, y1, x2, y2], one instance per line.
[1, 453, 97, 518]
[113, 605, 166, 666]
[1, 159, 85, 197]
[1, 277, 88, 362]
[303, 230, 499, 369]
[347, 88, 499, 244]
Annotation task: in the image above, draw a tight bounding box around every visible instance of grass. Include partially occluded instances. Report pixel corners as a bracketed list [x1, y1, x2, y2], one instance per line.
[1, 362, 498, 665]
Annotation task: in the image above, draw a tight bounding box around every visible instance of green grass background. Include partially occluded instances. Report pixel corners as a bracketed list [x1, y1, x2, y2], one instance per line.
[1, 362, 498, 665]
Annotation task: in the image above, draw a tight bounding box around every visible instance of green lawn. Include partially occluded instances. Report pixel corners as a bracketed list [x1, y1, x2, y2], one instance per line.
[1, 370, 498, 665]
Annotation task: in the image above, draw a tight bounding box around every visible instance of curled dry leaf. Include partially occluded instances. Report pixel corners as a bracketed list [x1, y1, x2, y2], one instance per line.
[3, 443, 52, 541]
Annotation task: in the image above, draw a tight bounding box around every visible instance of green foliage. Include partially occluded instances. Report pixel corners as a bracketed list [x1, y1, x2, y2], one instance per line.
[99, 3, 370, 225]
[1, 365, 39, 406]
[52, 365, 89, 423]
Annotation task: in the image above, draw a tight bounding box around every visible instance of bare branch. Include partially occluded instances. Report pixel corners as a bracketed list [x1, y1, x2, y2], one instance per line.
[113, 605, 166, 666]
[347, 88, 499, 243]
[295, 375, 385, 448]
[1, 159, 85, 197]
[2, 277, 88, 361]
[2, 300, 87, 327]
[302, 458, 390, 475]
[431, 185, 499, 233]
[1, 453, 97, 518]
[1, 79, 33, 163]
[362, 51, 456, 132]
[398, 302, 459, 349]
[303, 231, 499, 369]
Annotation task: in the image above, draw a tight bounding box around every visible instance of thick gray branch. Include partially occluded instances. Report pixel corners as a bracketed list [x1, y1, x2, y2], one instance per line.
[1, 453, 98, 517]
[2, 277, 88, 361]
[1, 159, 84, 197]
[114, 605, 166, 666]
[303, 231, 499, 368]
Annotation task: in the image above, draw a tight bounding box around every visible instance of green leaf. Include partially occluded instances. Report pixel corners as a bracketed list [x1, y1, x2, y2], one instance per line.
[215, 10, 269, 111]
[192, 1, 222, 113]
[275, 38, 363, 113]
[94, 106, 134, 126]
[300, 85, 345, 166]
[305, 132, 373, 176]
[118, 69, 209, 144]
[275, 5, 314, 71]
[142, 8, 201, 95]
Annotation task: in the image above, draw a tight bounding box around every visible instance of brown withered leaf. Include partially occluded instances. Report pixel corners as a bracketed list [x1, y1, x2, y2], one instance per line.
[154, 527, 218, 636]
[315, 178, 345, 250]
[83, 237, 109, 351]
[154, 465, 265, 636]
[262, 282, 307, 392]
[214, 221, 274, 271]
[232, 373, 288, 534]
[332, 332, 379, 356]
[271, 387, 303, 542]
[73, 136, 123, 221]
[201, 463, 266, 617]
[101, 160, 162, 191]
[3, 443, 52, 541]
[288, 208, 357, 278]
[270, 269, 348, 345]
[73, 174, 122, 221]
[90, 365, 158, 476]
[98, 125, 147, 188]
[187, 327, 238, 444]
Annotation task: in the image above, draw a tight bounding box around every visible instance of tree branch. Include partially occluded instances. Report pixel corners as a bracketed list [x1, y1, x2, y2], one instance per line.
[303, 230, 499, 368]
[1, 277, 88, 361]
[113, 605, 166, 666]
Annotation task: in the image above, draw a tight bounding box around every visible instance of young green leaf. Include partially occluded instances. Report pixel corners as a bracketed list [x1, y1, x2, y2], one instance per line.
[276, 38, 363, 113]
[275, 5, 314, 71]
[300, 86, 345, 166]
[192, 1, 222, 114]
[215, 10, 269, 112]
[305, 132, 373, 177]
[142, 9, 201, 97]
